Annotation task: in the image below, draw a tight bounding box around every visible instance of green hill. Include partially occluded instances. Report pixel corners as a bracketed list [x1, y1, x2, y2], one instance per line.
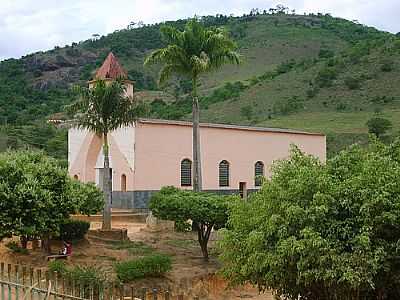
[1, 10, 399, 161]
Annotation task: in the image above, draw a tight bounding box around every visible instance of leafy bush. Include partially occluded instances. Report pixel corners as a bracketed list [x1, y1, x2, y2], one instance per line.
[318, 48, 334, 59]
[306, 87, 318, 99]
[315, 67, 338, 87]
[240, 105, 253, 120]
[150, 187, 237, 258]
[366, 117, 392, 137]
[273, 96, 304, 115]
[59, 219, 90, 241]
[380, 59, 394, 72]
[220, 141, 400, 299]
[335, 102, 347, 111]
[5, 241, 29, 255]
[202, 81, 247, 106]
[48, 260, 68, 274]
[276, 59, 296, 74]
[68, 265, 107, 288]
[115, 254, 172, 282]
[344, 76, 361, 90]
[47, 262, 106, 289]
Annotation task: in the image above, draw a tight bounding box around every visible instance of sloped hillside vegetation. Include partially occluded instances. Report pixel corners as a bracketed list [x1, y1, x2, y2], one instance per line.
[0, 8, 399, 160]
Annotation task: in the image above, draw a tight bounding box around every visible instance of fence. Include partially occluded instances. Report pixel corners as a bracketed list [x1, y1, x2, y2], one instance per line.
[0, 262, 199, 300]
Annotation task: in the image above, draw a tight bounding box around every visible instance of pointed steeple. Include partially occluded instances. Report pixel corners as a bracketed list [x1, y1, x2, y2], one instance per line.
[94, 52, 128, 80]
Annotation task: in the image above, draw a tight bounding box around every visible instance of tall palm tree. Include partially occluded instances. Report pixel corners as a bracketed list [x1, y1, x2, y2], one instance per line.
[145, 18, 240, 192]
[67, 79, 145, 230]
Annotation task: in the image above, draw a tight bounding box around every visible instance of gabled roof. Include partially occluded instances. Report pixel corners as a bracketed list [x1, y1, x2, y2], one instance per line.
[137, 118, 325, 136]
[94, 52, 128, 80]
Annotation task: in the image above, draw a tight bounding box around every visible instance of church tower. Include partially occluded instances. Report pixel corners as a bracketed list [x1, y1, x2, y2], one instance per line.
[88, 52, 134, 97]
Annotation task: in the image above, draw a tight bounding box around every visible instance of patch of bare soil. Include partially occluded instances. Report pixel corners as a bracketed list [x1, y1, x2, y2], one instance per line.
[0, 221, 273, 300]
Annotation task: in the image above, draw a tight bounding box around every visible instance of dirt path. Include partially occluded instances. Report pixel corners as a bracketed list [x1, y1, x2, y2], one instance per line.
[0, 221, 273, 299]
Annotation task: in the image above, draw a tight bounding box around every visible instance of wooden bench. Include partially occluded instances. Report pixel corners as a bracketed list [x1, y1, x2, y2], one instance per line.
[46, 254, 71, 261]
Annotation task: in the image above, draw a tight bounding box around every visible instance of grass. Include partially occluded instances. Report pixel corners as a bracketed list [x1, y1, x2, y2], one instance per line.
[106, 240, 154, 256]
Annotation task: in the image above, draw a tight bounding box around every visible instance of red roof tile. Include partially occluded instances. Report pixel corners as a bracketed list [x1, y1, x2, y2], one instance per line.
[94, 52, 128, 80]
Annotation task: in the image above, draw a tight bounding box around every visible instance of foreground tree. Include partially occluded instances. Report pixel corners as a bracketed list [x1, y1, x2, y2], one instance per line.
[150, 187, 238, 259]
[67, 79, 145, 230]
[144, 18, 240, 192]
[220, 140, 400, 300]
[0, 150, 104, 251]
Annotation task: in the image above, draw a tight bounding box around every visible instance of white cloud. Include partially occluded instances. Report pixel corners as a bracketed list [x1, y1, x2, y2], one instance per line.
[0, 0, 399, 61]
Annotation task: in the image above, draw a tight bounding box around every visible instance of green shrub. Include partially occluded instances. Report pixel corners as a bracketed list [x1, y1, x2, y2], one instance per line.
[48, 260, 68, 274]
[276, 60, 296, 74]
[273, 96, 304, 115]
[366, 117, 392, 138]
[381, 59, 394, 72]
[315, 67, 338, 88]
[344, 76, 361, 90]
[240, 105, 253, 120]
[306, 87, 318, 98]
[115, 254, 172, 282]
[68, 265, 107, 288]
[59, 219, 90, 241]
[318, 48, 334, 59]
[5, 241, 29, 255]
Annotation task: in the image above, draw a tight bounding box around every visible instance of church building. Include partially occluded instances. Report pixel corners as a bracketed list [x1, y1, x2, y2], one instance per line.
[68, 53, 326, 209]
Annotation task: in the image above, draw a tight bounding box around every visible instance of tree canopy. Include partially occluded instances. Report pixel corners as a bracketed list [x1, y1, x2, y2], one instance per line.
[366, 117, 392, 138]
[220, 140, 400, 300]
[150, 186, 238, 259]
[0, 150, 104, 244]
[144, 18, 240, 86]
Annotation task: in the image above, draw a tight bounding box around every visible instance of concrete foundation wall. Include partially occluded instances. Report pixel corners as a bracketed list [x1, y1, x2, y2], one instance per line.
[111, 189, 259, 209]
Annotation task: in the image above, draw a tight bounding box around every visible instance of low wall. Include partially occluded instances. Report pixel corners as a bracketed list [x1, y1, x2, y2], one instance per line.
[112, 189, 259, 209]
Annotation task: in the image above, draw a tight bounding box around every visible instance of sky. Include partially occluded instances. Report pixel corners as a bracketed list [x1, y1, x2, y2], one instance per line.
[1, 0, 399, 61]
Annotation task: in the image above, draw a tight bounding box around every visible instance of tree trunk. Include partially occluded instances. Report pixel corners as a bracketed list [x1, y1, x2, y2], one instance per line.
[41, 236, 51, 254]
[102, 133, 112, 230]
[196, 223, 212, 260]
[20, 236, 28, 249]
[192, 76, 202, 192]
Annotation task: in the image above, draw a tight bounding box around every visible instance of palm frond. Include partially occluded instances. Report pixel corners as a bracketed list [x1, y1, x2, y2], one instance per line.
[66, 79, 145, 135]
[144, 18, 241, 88]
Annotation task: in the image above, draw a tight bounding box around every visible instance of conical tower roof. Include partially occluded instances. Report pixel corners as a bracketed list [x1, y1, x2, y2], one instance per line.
[94, 52, 128, 80]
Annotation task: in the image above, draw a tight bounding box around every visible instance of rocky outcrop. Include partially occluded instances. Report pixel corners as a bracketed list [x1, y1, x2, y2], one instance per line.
[23, 49, 98, 91]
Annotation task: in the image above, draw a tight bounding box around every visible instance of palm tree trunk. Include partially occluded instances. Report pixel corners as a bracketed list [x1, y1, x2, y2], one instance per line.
[192, 76, 202, 192]
[102, 132, 112, 230]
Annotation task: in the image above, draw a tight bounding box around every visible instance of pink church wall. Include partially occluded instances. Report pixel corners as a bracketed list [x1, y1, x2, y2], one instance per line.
[133, 121, 326, 191]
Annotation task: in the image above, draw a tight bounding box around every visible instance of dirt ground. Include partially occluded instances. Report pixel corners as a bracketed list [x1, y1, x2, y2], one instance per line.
[0, 221, 273, 300]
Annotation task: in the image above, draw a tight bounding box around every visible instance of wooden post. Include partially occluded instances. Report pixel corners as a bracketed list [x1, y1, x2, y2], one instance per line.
[1, 263, 5, 300]
[130, 286, 134, 300]
[15, 265, 19, 300]
[164, 291, 170, 300]
[119, 283, 124, 300]
[7, 265, 11, 300]
[141, 288, 147, 300]
[152, 288, 157, 300]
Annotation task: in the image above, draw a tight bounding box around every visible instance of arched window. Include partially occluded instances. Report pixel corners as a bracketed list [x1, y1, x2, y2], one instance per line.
[219, 160, 230, 187]
[73, 175, 79, 180]
[121, 174, 127, 192]
[255, 161, 264, 187]
[181, 159, 192, 186]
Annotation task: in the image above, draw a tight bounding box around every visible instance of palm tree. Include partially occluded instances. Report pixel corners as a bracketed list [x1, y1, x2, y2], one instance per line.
[144, 18, 240, 192]
[67, 79, 145, 229]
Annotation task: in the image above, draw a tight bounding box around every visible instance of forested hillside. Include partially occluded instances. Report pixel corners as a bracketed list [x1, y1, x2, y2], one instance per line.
[1, 7, 399, 162]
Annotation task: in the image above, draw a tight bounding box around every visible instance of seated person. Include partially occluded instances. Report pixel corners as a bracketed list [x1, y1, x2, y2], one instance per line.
[59, 241, 72, 256]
